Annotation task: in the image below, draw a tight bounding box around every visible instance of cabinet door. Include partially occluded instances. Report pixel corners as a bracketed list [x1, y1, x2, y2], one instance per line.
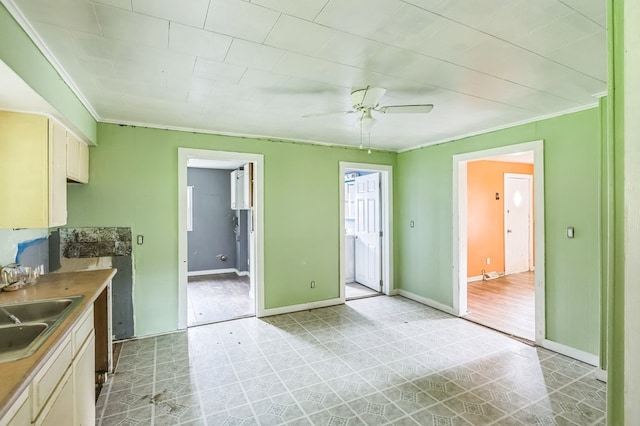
[49, 120, 67, 227]
[36, 369, 73, 426]
[66, 132, 80, 181]
[74, 333, 95, 426]
[78, 141, 89, 183]
[0, 111, 49, 228]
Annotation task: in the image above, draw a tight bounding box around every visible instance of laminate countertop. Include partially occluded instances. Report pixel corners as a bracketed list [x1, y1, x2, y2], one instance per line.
[0, 268, 116, 420]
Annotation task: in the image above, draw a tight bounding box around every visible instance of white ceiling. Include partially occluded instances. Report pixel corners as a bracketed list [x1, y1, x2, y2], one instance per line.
[2, 0, 606, 151]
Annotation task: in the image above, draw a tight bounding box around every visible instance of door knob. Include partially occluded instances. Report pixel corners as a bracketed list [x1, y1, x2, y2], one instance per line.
[507, 229, 512, 234]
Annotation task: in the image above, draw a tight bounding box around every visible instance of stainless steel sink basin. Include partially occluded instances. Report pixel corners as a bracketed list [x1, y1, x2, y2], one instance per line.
[0, 298, 75, 325]
[0, 323, 48, 352]
[0, 296, 83, 362]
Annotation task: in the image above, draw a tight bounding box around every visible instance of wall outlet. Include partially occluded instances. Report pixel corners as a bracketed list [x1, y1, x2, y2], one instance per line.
[310, 280, 315, 288]
[486, 257, 491, 265]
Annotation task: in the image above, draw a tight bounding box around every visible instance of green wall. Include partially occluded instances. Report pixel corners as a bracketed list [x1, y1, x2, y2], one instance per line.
[0, 3, 96, 143]
[66, 124, 395, 336]
[395, 108, 602, 356]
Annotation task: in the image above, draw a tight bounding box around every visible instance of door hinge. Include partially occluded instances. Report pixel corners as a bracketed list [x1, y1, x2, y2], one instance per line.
[379, 280, 383, 290]
[379, 231, 383, 237]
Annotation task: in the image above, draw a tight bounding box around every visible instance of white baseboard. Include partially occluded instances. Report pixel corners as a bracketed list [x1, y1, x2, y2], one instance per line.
[467, 275, 483, 283]
[258, 297, 343, 317]
[398, 289, 457, 316]
[595, 368, 607, 383]
[188, 268, 249, 277]
[542, 339, 599, 367]
[389, 288, 400, 296]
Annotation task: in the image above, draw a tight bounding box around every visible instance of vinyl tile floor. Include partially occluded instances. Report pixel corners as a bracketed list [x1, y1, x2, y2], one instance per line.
[96, 296, 606, 426]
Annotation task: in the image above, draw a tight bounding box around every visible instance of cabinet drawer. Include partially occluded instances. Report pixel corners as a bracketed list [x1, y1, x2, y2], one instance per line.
[73, 306, 94, 353]
[31, 337, 72, 419]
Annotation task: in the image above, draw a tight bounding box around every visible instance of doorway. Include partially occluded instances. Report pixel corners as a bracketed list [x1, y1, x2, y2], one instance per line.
[185, 163, 252, 326]
[340, 163, 393, 301]
[452, 141, 545, 344]
[178, 149, 264, 329]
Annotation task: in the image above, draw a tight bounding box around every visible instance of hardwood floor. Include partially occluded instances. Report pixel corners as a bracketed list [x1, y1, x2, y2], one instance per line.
[464, 271, 535, 342]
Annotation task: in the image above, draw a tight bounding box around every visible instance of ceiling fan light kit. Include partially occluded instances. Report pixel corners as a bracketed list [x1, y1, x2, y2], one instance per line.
[304, 86, 434, 150]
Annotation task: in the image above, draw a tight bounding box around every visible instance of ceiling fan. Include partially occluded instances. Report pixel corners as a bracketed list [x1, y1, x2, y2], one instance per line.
[303, 86, 434, 131]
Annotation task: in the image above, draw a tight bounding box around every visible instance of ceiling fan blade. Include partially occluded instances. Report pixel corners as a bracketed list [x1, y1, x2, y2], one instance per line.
[302, 110, 357, 118]
[378, 104, 434, 114]
[361, 87, 387, 107]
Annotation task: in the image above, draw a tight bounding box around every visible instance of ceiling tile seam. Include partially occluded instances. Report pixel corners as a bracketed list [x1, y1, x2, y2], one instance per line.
[397, 0, 606, 83]
[556, 0, 605, 28]
[312, 0, 331, 23]
[397, 102, 600, 154]
[1, 0, 102, 121]
[260, 10, 282, 44]
[220, 34, 235, 63]
[259, 12, 597, 105]
[202, 0, 213, 30]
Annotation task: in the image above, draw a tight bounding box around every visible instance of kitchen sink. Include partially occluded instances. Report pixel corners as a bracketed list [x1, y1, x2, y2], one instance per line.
[0, 298, 76, 325]
[0, 323, 48, 352]
[0, 296, 83, 362]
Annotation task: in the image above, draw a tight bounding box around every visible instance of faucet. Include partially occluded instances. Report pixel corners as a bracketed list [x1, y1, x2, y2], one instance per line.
[0, 306, 21, 324]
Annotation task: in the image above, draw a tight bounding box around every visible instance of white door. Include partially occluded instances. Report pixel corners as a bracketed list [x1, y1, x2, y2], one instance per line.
[504, 173, 532, 275]
[355, 173, 381, 291]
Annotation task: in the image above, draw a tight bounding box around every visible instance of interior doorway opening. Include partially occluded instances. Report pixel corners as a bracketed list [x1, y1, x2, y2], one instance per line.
[186, 161, 253, 326]
[453, 141, 545, 344]
[340, 163, 393, 301]
[178, 149, 264, 329]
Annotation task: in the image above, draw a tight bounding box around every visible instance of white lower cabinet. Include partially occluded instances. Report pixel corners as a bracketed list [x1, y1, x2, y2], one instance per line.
[0, 305, 97, 426]
[36, 369, 73, 426]
[73, 333, 95, 426]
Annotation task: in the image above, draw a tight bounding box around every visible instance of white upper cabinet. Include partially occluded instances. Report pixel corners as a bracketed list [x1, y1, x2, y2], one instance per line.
[0, 111, 67, 228]
[66, 132, 89, 184]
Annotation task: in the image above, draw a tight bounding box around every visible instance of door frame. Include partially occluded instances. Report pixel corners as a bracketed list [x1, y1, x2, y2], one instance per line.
[178, 148, 265, 329]
[339, 162, 393, 301]
[452, 140, 545, 344]
[503, 173, 534, 274]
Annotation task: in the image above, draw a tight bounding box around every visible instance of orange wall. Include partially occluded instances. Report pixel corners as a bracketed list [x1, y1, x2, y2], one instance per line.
[467, 160, 534, 277]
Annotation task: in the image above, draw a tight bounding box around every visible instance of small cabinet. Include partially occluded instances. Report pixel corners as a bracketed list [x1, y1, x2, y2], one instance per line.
[66, 132, 89, 184]
[230, 166, 251, 210]
[0, 111, 67, 228]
